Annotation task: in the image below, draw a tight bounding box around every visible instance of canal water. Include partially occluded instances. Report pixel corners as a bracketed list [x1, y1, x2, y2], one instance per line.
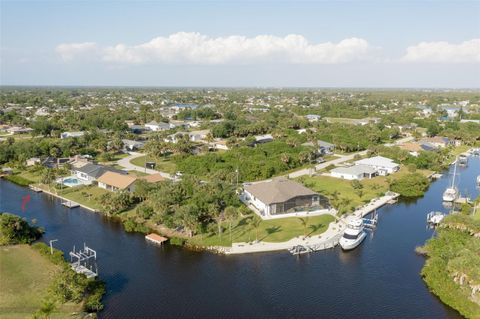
[1, 157, 479, 319]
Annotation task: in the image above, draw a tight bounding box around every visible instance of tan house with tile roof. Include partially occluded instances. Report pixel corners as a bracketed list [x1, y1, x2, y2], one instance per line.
[97, 171, 137, 192]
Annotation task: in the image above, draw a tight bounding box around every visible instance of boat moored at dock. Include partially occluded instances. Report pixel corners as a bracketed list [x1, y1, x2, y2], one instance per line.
[427, 211, 445, 226]
[339, 219, 366, 251]
[443, 159, 459, 202]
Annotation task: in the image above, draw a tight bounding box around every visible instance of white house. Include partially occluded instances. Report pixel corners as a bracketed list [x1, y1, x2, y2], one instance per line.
[330, 165, 377, 180]
[73, 163, 126, 184]
[26, 157, 41, 167]
[305, 114, 321, 122]
[354, 156, 399, 176]
[165, 130, 210, 144]
[241, 177, 330, 219]
[60, 131, 85, 139]
[253, 134, 274, 145]
[144, 121, 174, 132]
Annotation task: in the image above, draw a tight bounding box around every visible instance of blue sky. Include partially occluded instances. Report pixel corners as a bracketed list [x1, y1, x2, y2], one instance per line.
[1, 0, 479, 87]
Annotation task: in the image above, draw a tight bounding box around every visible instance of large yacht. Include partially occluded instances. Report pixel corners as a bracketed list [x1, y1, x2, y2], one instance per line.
[443, 159, 459, 202]
[339, 219, 367, 251]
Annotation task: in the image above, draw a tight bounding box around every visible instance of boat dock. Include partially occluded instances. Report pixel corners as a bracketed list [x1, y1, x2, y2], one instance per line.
[351, 192, 400, 219]
[454, 197, 472, 205]
[62, 200, 80, 208]
[69, 244, 98, 278]
[145, 233, 168, 245]
[29, 185, 43, 193]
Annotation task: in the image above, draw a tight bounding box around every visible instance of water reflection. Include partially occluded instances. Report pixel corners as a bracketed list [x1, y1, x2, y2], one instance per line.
[0, 156, 478, 319]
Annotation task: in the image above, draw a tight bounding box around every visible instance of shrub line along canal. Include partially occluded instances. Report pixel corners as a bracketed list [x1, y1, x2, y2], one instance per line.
[1, 155, 478, 318]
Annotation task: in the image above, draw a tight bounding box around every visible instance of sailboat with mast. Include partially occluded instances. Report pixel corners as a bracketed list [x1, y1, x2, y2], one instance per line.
[442, 158, 459, 202]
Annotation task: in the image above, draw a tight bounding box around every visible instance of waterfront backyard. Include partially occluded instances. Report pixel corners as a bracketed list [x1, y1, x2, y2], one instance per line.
[299, 166, 433, 213]
[0, 245, 81, 319]
[188, 213, 335, 247]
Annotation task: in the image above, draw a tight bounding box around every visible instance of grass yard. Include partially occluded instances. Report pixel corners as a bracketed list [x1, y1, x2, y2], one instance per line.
[14, 169, 44, 184]
[190, 213, 335, 247]
[58, 185, 109, 211]
[55, 185, 109, 211]
[130, 155, 177, 174]
[0, 245, 81, 319]
[299, 166, 433, 213]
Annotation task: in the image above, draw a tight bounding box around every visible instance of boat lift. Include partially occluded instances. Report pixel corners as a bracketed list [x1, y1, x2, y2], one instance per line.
[363, 210, 378, 229]
[69, 243, 98, 278]
[427, 211, 445, 228]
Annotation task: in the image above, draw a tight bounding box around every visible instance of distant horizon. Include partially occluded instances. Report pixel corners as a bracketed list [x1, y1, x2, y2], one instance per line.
[1, 85, 480, 91]
[1, 1, 479, 87]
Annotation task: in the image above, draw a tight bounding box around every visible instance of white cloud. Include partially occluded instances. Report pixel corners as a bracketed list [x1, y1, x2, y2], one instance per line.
[55, 42, 97, 61]
[57, 32, 374, 65]
[401, 39, 480, 63]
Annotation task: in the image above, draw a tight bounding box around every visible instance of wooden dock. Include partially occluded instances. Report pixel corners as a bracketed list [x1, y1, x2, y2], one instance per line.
[145, 233, 168, 245]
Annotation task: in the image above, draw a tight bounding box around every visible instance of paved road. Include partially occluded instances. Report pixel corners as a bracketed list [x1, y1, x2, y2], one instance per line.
[288, 136, 414, 179]
[117, 152, 173, 179]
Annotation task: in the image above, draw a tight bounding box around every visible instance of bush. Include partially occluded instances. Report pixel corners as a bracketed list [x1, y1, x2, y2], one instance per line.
[32, 242, 65, 264]
[390, 173, 429, 197]
[123, 218, 149, 233]
[3, 174, 33, 186]
[169, 237, 185, 246]
[0, 212, 43, 245]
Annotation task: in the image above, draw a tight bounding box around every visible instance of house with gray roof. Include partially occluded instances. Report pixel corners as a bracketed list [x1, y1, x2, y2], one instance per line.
[303, 140, 335, 155]
[122, 139, 145, 151]
[241, 177, 330, 219]
[73, 163, 126, 184]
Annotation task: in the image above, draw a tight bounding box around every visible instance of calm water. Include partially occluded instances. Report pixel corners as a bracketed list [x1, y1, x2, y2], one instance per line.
[1, 157, 479, 319]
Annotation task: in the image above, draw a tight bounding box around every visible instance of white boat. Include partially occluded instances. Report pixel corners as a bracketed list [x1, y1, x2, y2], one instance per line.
[458, 154, 468, 166]
[442, 187, 458, 202]
[339, 219, 367, 251]
[477, 175, 480, 186]
[427, 211, 445, 226]
[443, 159, 459, 202]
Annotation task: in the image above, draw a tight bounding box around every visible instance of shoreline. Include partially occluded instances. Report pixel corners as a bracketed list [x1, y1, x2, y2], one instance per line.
[33, 185, 100, 213]
[221, 192, 399, 255]
[9, 179, 402, 255]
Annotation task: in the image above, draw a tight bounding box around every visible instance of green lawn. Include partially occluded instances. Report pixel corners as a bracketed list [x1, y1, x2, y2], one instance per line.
[130, 155, 177, 174]
[15, 169, 43, 184]
[299, 166, 433, 213]
[190, 213, 335, 247]
[0, 245, 81, 319]
[55, 185, 109, 211]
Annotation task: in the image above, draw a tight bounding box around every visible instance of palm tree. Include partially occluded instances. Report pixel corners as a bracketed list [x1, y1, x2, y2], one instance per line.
[280, 153, 291, 165]
[298, 217, 309, 238]
[209, 204, 223, 238]
[224, 206, 239, 244]
[249, 217, 261, 242]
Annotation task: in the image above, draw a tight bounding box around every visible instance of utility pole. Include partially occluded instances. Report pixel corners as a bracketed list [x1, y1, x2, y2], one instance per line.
[49, 239, 58, 255]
